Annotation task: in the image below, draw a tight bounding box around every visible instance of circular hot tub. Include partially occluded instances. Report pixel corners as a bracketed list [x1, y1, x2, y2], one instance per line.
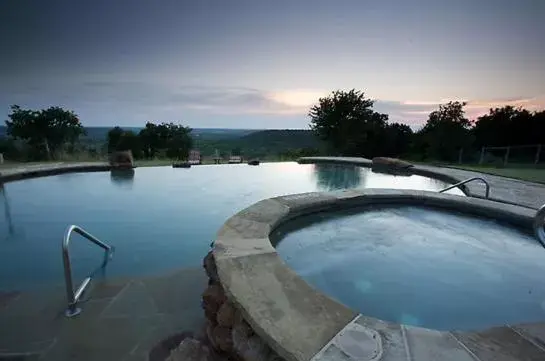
[273, 205, 545, 331]
[208, 188, 545, 361]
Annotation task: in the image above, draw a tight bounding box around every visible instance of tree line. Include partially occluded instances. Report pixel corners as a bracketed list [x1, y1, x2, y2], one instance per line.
[0, 105, 193, 161]
[107, 122, 193, 160]
[309, 90, 545, 163]
[2, 93, 544, 164]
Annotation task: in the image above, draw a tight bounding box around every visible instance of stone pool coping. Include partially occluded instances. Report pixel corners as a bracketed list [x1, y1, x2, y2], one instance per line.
[0, 162, 112, 183]
[213, 188, 545, 361]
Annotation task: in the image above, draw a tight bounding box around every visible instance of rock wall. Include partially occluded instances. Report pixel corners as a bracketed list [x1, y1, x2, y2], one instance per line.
[202, 251, 285, 361]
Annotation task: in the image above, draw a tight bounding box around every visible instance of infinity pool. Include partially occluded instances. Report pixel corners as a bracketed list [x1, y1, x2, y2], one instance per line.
[274, 206, 545, 331]
[0, 162, 460, 291]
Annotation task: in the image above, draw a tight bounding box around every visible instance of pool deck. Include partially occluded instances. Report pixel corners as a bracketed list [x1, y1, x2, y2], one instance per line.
[2, 160, 545, 360]
[299, 156, 545, 209]
[0, 162, 112, 184]
[0, 267, 207, 361]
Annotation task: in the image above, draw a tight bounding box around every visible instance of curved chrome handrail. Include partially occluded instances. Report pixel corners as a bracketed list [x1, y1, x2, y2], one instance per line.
[439, 177, 490, 198]
[534, 205, 545, 247]
[62, 225, 113, 317]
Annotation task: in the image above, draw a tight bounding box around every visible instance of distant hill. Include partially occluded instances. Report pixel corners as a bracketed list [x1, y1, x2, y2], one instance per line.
[194, 129, 324, 158]
[0, 125, 323, 159]
[237, 129, 321, 149]
[82, 127, 259, 141]
[0, 126, 258, 141]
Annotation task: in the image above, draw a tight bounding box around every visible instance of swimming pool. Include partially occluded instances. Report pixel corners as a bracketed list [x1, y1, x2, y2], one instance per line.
[274, 205, 545, 331]
[0, 162, 461, 291]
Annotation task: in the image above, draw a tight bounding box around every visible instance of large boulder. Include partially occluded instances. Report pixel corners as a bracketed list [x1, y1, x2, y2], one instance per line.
[212, 325, 233, 352]
[202, 284, 226, 315]
[166, 338, 213, 361]
[216, 302, 236, 328]
[203, 251, 219, 283]
[239, 335, 270, 361]
[148, 332, 193, 361]
[109, 150, 134, 169]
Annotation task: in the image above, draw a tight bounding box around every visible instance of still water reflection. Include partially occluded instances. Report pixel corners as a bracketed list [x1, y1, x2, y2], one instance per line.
[110, 169, 135, 188]
[0, 162, 460, 290]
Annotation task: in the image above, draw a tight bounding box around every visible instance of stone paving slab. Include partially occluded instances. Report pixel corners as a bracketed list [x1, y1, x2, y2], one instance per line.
[215, 252, 357, 361]
[454, 326, 545, 361]
[0, 267, 207, 361]
[354, 316, 408, 361]
[513, 323, 545, 350]
[403, 326, 475, 361]
[0, 162, 111, 183]
[213, 237, 276, 260]
[416, 164, 545, 209]
[41, 315, 157, 361]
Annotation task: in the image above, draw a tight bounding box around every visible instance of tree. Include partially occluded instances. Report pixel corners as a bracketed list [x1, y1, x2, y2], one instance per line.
[138, 122, 192, 159]
[165, 124, 193, 160]
[5, 105, 85, 160]
[107, 126, 125, 153]
[383, 123, 413, 157]
[106, 127, 142, 158]
[418, 101, 472, 161]
[473, 106, 542, 147]
[309, 89, 389, 156]
[0, 137, 21, 160]
[118, 130, 142, 158]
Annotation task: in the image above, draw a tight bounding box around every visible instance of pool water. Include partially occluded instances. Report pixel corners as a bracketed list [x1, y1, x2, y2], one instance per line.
[274, 206, 545, 331]
[0, 162, 460, 291]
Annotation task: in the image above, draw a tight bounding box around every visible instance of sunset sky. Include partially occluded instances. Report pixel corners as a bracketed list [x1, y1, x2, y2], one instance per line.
[1, 0, 544, 129]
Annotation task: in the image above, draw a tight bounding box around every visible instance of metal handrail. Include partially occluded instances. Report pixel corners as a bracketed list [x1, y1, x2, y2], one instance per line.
[62, 225, 113, 317]
[534, 205, 545, 247]
[439, 177, 490, 198]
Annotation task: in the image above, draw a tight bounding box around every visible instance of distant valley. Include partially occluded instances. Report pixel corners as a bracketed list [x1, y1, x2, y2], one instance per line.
[0, 126, 324, 159]
[0, 126, 259, 141]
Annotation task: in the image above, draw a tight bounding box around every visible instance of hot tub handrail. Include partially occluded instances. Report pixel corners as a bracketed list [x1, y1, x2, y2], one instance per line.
[62, 225, 113, 317]
[534, 204, 545, 247]
[439, 177, 490, 198]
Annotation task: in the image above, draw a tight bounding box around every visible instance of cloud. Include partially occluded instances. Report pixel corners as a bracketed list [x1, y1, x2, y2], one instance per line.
[464, 96, 545, 120]
[2, 78, 544, 128]
[376, 96, 545, 128]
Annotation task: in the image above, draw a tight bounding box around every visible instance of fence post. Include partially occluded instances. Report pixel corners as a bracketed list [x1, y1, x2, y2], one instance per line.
[504, 146, 510, 166]
[479, 147, 485, 165]
[536, 144, 542, 165]
[458, 148, 463, 164]
[0, 153, 3, 164]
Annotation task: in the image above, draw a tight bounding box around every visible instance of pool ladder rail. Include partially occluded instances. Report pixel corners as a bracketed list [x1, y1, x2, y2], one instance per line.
[62, 225, 114, 317]
[439, 178, 545, 247]
[439, 177, 490, 199]
[535, 204, 545, 247]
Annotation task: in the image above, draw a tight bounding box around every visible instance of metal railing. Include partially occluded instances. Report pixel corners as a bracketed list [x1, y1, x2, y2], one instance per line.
[534, 205, 545, 247]
[439, 177, 490, 198]
[62, 225, 113, 317]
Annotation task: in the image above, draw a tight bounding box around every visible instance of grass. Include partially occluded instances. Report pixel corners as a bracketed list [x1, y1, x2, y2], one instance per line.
[452, 165, 545, 184]
[0, 157, 290, 171]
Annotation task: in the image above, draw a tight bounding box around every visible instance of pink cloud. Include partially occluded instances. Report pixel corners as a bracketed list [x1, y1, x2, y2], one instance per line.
[379, 95, 545, 128]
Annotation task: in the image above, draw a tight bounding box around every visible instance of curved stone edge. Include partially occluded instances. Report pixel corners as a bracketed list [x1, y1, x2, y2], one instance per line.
[211, 188, 542, 361]
[0, 163, 112, 184]
[298, 156, 468, 194]
[298, 156, 373, 167]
